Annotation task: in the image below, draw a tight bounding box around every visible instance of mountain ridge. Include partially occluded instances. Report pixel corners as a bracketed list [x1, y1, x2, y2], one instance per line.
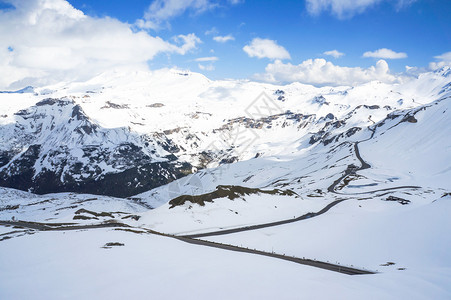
[0, 68, 450, 198]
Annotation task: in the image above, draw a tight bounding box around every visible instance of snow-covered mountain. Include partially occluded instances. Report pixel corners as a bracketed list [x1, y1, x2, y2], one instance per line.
[1, 67, 451, 299]
[1, 67, 449, 199]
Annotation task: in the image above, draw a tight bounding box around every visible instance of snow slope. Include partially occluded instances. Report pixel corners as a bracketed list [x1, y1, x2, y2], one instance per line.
[3, 227, 449, 300]
[0, 66, 450, 299]
[1, 196, 450, 300]
[1, 66, 449, 197]
[358, 97, 451, 189]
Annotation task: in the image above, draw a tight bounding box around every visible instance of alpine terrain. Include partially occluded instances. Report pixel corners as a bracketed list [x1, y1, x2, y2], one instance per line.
[0, 65, 450, 299]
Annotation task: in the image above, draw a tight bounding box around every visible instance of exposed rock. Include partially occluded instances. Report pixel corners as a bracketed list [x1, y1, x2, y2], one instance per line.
[312, 95, 329, 105]
[169, 185, 298, 208]
[101, 101, 130, 109]
[385, 196, 410, 205]
[274, 89, 286, 101]
[404, 115, 418, 123]
[147, 103, 165, 108]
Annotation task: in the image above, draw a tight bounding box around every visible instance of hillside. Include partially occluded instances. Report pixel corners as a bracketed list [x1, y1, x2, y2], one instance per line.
[0, 67, 450, 299]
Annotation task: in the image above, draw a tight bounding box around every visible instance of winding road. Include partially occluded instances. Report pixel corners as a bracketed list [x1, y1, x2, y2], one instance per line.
[328, 140, 420, 195]
[179, 199, 347, 238]
[180, 132, 419, 239]
[0, 128, 420, 277]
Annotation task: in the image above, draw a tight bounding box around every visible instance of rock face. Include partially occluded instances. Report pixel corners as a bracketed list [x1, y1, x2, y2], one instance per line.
[0, 94, 353, 197]
[0, 99, 193, 197]
[0, 94, 418, 197]
[0, 98, 318, 197]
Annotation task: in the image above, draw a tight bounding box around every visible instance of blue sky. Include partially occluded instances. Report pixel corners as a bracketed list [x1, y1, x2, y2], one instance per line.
[67, 0, 451, 80]
[0, 0, 450, 88]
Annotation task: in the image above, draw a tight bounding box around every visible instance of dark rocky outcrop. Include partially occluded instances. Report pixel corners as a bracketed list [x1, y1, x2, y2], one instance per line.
[169, 185, 298, 208]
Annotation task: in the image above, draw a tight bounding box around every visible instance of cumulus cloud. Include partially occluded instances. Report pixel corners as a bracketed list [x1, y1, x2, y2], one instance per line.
[243, 38, 291, 60]
[0, 0, 201, 89]
[213, 35, 235, 43]
[194, 56, 218, 62]
[323, 50, 344, 58]
[363, 48, 407, 59]
[254, 58, 398, 86]
[306, 0, 416, 19]
[172, 33, 202, 54]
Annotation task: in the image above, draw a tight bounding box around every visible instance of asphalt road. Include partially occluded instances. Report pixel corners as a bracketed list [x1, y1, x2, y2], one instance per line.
[0, 220, 130, 231]
[0, 130, 403, 277]
[328, 141, 420, 194]
[0, 219, 374, 275]
[174, 236, 375, 275]
[179, 199, 347, 238]
[180, 136, 419, 239]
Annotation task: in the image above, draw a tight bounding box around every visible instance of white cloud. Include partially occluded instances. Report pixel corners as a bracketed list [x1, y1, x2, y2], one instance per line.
[429, 51, 451, 70]
[194, 56, 218, 62]
[323, 50, 344, 58]
[306, 0, 382, 18]
[429, 61, 451, 70]
[395, 0, 417, 10]
[137, 0, 243, 30]
[243, 38, 291, 60]
[0, 0, 201, 89]
[434, 51, 451, 62]
[137, 0, 214, 30]
[198, 63, 215, 71]
[171, 33, 202, 54]
[196, 56, 218, 71]
[205, 27, 218, 35]
[213, 35, 235, 43]
[306, 0, 416, 19]
[254, 58, 398, 86]
[363, 48, 407, 59]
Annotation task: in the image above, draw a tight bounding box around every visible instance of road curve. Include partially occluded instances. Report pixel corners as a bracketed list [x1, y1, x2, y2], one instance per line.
[178, 131, 421, 240]
[179, 199, 346, 238]
[0, 129, 413, 277]
[328, 139, 420, 195]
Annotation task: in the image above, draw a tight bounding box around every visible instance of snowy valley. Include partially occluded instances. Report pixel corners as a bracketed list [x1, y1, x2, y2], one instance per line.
[0, 66, 451, 299]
